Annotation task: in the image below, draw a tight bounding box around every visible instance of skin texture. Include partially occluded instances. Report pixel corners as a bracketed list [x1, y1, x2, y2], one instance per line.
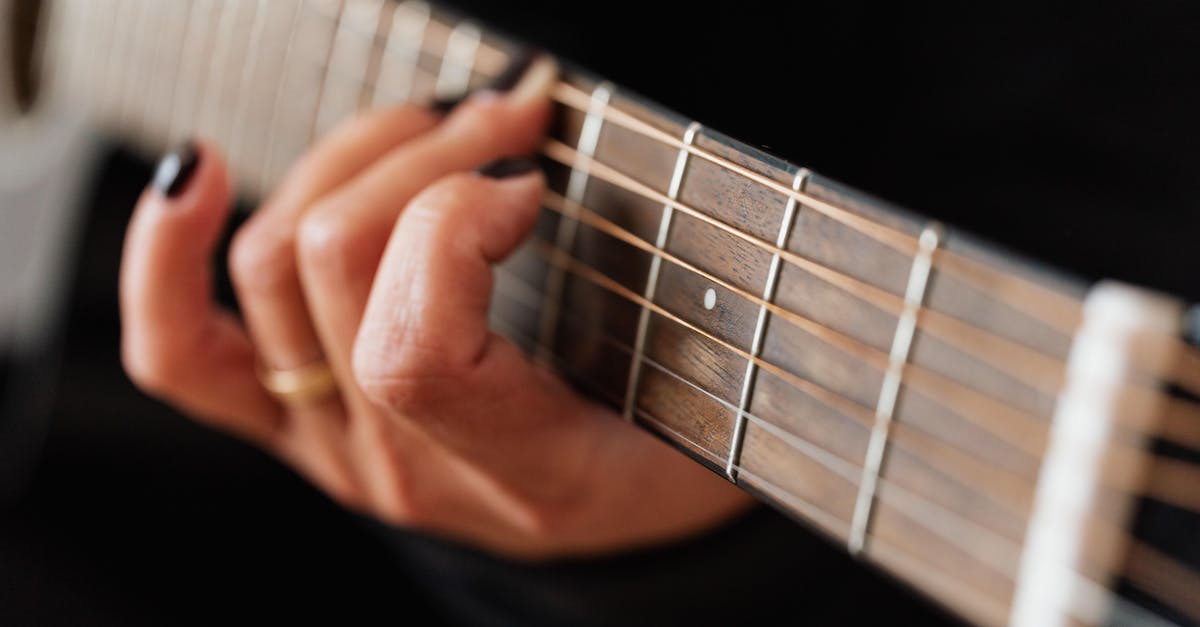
[119, 58, 752, 560]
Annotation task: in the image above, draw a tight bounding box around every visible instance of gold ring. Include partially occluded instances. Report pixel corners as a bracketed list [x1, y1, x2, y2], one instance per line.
[258, 359, 338, 404]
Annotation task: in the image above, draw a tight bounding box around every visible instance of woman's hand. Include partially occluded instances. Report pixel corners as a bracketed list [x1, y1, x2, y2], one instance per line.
[120, 55, 752, 559]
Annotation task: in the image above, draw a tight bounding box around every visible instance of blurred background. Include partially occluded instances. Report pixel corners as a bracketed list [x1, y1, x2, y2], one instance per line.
[3, 0, 1200, 624]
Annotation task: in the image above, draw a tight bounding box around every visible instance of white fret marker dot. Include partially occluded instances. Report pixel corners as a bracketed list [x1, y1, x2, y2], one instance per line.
[703, 288, 717, 310]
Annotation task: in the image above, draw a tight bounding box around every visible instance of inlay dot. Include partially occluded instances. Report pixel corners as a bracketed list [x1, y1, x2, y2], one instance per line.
[703, 288, 717, 310]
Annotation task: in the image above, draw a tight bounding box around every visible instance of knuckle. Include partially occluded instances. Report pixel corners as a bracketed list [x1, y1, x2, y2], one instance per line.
[122, 341, 188, 398]
[453, 99, 510, 151]
[228, 220, 296, 295]
[296, 199, 358, 271]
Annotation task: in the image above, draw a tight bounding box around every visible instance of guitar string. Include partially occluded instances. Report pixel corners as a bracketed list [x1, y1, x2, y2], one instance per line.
[279, 4, 1200, 413]
[494, 258, 1033, 530]
[520, 232, 1200, 520]
[279, 9, 1200, 415]
[488, 268, 1188, 625]
[63, 1, 1200, 619]
[246, 34, 1200, 502]
[103, 0, 1200, 516]
[535, 189, 1200, 513]
[88, 0, 1200, 506]
[297, 4, 1089, 338]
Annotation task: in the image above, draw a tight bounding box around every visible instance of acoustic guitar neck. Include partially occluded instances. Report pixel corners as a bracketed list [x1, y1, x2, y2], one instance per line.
[22, 1, 1200, 625]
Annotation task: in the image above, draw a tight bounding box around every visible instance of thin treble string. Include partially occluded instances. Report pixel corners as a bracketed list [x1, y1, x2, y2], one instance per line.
[187, 6, 1200, 478]
[189, 4, 1200, 411]
[540, 189, 1200, 516]
[525, 227, 1200, 517]
[492, 264, 1197, 626]
[490, 266, 1176, 626]
[541, 190, 1050, 461]
[301, 4, 1086, 338]
[494, 261, 1036, 529]
[537, 141, 1200, 473]
[539, 138, 1066, 397]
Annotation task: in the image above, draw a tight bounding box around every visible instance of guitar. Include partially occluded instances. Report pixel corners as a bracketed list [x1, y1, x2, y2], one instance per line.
[8, 1, 1200, 625]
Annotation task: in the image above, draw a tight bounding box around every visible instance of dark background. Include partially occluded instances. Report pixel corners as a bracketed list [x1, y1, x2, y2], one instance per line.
[4, 0, 1200, 625]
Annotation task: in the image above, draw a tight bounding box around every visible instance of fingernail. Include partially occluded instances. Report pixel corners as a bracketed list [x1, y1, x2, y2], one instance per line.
[498, 52, 558, 105]
[476, 157, 540, 179]
[487, 50, 539, 92]
[152, 140, 200, 198]
[431, 95, 464, 113]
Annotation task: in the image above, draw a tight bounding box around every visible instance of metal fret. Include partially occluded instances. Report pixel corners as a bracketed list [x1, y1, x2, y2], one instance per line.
[313, 0, 385, 136]
[356, 0, 398, 109]
[300, 1, 344, 164]
[848, 224, 941, 555]
[622, 122, 703, 422]
[165, 0, 214, 146]
[372, 1, 431, 106]
[436, 21, 482, 99]
[724, 167, 811, 481]
[227, 0, 272, 176]
[258, 0, 306, 190]
[535, 82, 613, 360]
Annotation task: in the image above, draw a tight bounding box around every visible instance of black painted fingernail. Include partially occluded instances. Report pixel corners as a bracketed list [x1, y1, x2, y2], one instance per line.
[477, 157, 540, 179]
[431, 95, 464, 113]
[488, 49, 539, 92]
[153, 140, 200, 198]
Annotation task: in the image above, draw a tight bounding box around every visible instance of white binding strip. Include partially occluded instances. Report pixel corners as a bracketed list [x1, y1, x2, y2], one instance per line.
[848, 224, 941, 555]
[1009, 282, 1181, 627]
[435, 21, 481, 99]
[622, 122, 702, 422]
[724, 167, 811, 481]
[535, 82, 613, 359]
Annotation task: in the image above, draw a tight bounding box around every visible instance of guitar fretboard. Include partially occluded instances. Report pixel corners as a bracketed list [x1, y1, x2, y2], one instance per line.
[31, 2, 1200, 625]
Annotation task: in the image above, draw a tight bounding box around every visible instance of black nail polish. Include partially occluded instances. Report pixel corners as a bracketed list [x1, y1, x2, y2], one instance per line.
[488, 50, 539, 92]
[153, 141, 200, 198]
[431, 95, 464, 113]
[477, 157, 540, 179]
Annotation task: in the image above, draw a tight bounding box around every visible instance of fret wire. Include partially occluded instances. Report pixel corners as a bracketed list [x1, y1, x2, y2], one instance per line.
[99, 0, 132, 124]
[374, 1, 432, 106]
[435, 21, 482, 99]
[297, 5, 1086, 340]
[54, 8, 1200, 619]
[493, 267, 1088, 608]
[503, 247, 1034, 526]
[166, 0, 212, 146]
[622, 122, 702, 423]
[849, 225, 941, 556]
[306, 1, 347, 148]
[174, 31, 1185, 468]
[242, 34, 1076, 405]
[538, 190, 1060, 469]
[262, 42, 1073, 399]
[118, 0, 154, 137]
[535, 82, 613, 362]
[549, 82, 1084, 336]
[139, 2, 185, 145]
[726, 168, 810, 482]
[196, 0, 240, 144]
[541, 137, 1076, 399]
[228, 0, 272, 179]
[259, 0, 307, 192]
[495, 252, 1171, 626]
[356, 0, 398, 110]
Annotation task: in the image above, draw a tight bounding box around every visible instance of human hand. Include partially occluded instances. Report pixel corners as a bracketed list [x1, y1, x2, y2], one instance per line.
[120, 54, 752, 559]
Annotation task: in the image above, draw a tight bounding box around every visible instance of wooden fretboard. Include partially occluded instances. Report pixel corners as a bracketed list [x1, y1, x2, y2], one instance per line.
[26, 1, 1200, 625]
